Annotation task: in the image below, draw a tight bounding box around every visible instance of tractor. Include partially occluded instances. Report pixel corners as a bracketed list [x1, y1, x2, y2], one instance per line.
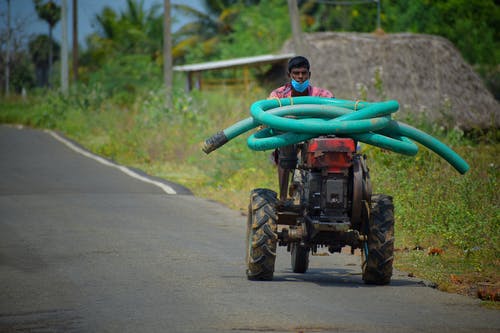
[245, 137, 394, 284]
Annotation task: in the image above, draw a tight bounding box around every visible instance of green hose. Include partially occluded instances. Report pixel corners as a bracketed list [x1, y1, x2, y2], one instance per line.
[202, 97, 469, 174]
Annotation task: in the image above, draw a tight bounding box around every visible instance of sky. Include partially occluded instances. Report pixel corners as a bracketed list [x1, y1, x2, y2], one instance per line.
[0, 0, 205, 48]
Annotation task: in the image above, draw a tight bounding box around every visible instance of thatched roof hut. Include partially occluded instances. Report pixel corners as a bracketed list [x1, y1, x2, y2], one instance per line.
[281, 32, 499, 130]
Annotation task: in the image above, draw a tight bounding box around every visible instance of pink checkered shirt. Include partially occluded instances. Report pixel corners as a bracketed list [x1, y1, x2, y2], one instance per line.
[268, 83, 334, 98]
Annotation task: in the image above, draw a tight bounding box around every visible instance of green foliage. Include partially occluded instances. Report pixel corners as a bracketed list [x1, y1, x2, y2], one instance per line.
[86, 54, 162, 103]
[173, 2, 239, 63]
[382, 0, 499, 66]
[373, 66, 386, 100]
[28, 34, 60, 67]
[33, 0, 61, 28]
[81, 0, 164, 71]
[300, 0, 500, 67]
[301, 1, 380, 32]
[218, 0, 290, 59]
[7, 53, 36, 93]
[364, 129, 498, 257]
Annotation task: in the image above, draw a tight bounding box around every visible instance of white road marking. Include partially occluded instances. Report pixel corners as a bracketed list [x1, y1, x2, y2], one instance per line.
[46, 130, 177, 195]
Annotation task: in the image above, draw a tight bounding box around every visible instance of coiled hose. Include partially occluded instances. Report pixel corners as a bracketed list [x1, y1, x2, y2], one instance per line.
[202, 97, 469, 174]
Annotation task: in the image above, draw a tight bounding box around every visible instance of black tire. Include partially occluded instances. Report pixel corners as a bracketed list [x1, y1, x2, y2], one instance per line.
[291, 243, 309, 273]
[362, 194, 395, 285]
[246, 188, 278, 281]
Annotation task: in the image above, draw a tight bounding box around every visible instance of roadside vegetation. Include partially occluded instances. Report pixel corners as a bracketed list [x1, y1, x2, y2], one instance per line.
[0, 0, 498, 305]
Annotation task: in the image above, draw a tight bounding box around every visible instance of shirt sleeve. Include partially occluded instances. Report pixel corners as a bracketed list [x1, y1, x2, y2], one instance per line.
[317, 88, 334, 98]
[268, 90, 279, 99]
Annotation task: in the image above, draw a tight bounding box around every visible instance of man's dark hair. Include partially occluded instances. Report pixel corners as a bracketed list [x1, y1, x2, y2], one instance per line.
[288, 56, 310, 73]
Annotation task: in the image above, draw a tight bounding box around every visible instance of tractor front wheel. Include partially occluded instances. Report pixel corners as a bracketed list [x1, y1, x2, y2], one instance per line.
[362, 194, 395, 285]
[246, 188, 278, 281]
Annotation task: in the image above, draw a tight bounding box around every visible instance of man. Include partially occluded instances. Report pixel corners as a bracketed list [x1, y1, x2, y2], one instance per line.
[268, 56, 334, 200]
[269, 56, 334, 99]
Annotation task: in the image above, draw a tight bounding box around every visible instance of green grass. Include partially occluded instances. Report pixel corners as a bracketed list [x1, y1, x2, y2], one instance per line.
[1, 87, 498, 303]
[367, 143, 499, 298]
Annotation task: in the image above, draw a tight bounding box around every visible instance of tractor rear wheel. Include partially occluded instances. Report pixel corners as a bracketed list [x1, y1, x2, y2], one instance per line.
[362, 194, 395, 285]
[246, 188, 278, 281]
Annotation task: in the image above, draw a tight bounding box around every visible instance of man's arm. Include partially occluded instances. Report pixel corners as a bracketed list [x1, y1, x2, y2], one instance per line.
[311, 86, 334, 98]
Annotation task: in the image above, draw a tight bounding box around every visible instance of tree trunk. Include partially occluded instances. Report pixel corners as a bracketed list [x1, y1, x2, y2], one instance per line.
[163, 0, 172, 108]
[48, 26, 53, 88]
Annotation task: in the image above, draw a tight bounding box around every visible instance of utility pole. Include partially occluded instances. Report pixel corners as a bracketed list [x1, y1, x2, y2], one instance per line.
[61, 0, 68, 93]
[163, 0, 173, 109]
[72, 0, 78, 82]
[287, 0, 305, 56]
[5, 0, 11, 97]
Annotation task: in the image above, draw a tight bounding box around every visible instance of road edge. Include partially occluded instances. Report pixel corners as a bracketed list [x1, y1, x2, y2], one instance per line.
[46, 129, 192, 195]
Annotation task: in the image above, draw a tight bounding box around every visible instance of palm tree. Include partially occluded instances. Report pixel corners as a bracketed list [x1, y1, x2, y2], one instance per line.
[90, 0, 267, 65]
[33, 0, 60, 87]
[172, 0, 260, 62]
[93, 0, 163, 57]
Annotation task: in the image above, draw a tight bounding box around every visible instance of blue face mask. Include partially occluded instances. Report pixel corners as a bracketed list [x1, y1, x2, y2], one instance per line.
[291, 79, 310, 93]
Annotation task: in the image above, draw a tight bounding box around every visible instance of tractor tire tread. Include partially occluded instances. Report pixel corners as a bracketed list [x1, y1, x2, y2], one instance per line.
[362, 194, 395, 285]
[246, 188, 278, 281]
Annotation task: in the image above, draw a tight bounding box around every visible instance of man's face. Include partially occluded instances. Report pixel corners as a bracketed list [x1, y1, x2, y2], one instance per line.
[289, 67, 310, 83]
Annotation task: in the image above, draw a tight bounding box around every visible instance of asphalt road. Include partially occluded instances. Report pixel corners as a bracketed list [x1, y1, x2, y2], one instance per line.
[0, 124, 498, 333]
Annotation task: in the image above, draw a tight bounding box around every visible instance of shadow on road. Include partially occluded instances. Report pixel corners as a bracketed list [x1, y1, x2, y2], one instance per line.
[272, 267, 424, 288]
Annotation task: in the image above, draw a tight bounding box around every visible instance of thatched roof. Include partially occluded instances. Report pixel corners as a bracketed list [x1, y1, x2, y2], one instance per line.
[281, 32, 499, 130]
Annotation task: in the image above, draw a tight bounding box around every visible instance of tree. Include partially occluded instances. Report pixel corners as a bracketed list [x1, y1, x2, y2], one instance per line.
[217, 0, 290, 59]
[33, 0, 60, 87]
[299, 0, 499, 67]
[164, 0, 172, 108]
[82, 0, 164, 71]
[95, 0, 163, 54]
[0, 2, 36, 93]
[28, 34, 60, 87]
[172, 0, 260, 63]
[298, 0, 381, 33]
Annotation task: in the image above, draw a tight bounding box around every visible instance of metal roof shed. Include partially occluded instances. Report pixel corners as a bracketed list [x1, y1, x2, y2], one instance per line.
[173, 53, 295, 91]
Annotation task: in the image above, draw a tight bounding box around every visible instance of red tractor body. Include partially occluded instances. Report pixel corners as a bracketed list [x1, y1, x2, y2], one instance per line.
[304, 137, 355, 173]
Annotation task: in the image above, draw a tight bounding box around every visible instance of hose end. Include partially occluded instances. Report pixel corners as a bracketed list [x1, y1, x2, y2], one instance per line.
[202, 131, 229, 154]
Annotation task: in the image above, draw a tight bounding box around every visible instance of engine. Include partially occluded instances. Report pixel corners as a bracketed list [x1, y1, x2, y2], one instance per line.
[300, 137, 356, 225]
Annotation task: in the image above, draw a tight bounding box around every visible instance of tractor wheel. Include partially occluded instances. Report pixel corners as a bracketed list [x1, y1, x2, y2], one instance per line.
[362, 194, 395, 285]
[246, 188, 278, 281]
[291, 243, 309, 273]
